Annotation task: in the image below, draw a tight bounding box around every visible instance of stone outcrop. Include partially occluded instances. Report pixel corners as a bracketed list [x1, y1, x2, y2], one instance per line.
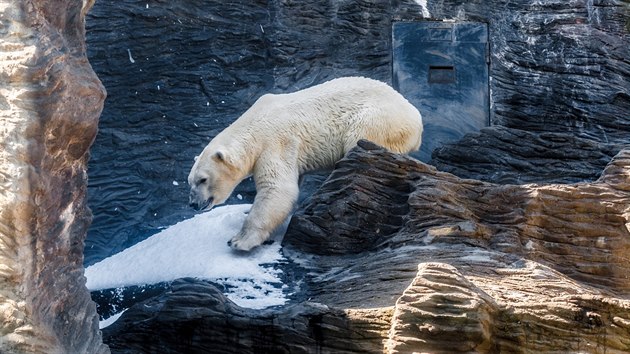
[104, 141, 630, 352]
[289, 141, 630, 352]
[88, 0, 629, 352]
[0, 0, 108, 353]
[2, 0, 627, 352]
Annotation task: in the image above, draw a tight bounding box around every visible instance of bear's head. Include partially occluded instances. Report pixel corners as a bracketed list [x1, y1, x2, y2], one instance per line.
[187, 145, 242, 211]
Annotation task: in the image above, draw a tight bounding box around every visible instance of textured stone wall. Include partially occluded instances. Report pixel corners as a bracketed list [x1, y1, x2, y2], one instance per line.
[0, 1, 108, 352]
[429, 0, 630, 183]
[426, 0, 629, 134]
[84, 0, 424, 265]
[84, 0, 630, 264]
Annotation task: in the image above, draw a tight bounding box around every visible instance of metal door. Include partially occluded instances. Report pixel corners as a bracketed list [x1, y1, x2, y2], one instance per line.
[393, 21, 490, 162]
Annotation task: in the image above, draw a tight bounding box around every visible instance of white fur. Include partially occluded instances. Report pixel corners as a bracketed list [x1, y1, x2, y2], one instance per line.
[188, 76, 423, 251]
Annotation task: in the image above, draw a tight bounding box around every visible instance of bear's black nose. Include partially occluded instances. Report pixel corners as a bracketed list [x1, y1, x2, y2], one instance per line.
[188, 195, 198, 210]
[189, 191, 201, 210]
[189, 197, 213, 211]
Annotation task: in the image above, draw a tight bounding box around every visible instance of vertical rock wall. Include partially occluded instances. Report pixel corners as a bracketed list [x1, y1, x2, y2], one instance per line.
[0, 1, 108, 353]
[428, 0, 630, 182]
[427, 0, 629, 134]
[84, 0, 630, 263]
[84, 0, 425, 265]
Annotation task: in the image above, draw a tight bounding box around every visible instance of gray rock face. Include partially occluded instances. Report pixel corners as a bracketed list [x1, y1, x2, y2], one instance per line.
[0, 0, 108, 353]
[88, 0, 629, 352]
[432, 126, 626, 184]
[428, 0, 630, 182]
[104, 278, 383, 354]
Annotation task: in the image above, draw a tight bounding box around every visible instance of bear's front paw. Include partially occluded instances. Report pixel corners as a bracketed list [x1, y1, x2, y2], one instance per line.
[228, 232, 264, 252]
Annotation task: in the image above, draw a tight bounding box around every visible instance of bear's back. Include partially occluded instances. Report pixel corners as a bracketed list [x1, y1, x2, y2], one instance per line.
[232, 77, 422, 172]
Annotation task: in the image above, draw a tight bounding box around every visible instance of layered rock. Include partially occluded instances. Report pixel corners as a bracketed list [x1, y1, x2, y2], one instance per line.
[104, 141, 630, 352]
[0, 0, 108, 352]
[84, 0, 630, 265]
[429, 0, 630, 183]
[287, 141, 630, 296]
[87, 0, 630, 352]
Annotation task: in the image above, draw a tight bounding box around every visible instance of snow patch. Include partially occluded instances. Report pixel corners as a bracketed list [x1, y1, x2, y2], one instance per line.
[99, 310, 126, 329]
[85, 204, 288, 309]
[415, 0, 431, 18]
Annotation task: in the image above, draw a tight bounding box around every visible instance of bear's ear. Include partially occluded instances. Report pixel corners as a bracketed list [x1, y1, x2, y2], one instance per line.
[213, 150, 227, 164]
[213, 149, 236, 168]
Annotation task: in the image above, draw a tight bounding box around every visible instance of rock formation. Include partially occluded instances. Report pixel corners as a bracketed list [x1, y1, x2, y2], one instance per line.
[104, 141, 630, 353]
[0, 0, 108, 353]
[91, 0, 629, 352]
[429, 0, 630, 183]
[1, 0, 628, 353]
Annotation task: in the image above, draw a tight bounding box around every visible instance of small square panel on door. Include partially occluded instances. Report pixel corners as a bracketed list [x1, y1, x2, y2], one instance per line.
[393, 21, 490, 162]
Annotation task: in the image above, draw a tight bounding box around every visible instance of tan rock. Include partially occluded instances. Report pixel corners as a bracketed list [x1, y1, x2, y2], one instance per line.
[0, 0, 107, 352]
[287, 141, 630, 353]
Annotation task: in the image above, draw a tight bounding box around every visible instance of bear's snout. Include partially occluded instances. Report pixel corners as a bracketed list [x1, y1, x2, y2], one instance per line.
[189, 192, 213, 211]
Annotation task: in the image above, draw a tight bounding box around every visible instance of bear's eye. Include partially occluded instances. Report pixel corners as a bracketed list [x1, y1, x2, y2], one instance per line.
[197, 178, 207, 185]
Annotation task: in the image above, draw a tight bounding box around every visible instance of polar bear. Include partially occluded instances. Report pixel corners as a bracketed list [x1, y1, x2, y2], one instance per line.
[188, 76, 422, 251]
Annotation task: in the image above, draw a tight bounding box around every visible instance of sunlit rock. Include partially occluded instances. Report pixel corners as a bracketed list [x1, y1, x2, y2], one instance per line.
[103, 142, 630, 352]
[0, 0, 107, 352]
